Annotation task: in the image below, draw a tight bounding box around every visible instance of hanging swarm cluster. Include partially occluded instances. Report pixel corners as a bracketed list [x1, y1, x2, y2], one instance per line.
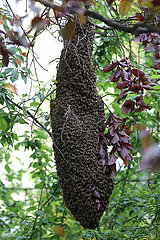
[50, 20, 114, 229]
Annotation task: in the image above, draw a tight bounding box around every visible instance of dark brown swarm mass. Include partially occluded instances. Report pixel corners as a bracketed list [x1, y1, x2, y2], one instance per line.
[50, 20, 114, 229]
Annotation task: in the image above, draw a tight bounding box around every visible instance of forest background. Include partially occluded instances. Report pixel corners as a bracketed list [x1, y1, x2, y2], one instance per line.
[0, 0, 160, 239]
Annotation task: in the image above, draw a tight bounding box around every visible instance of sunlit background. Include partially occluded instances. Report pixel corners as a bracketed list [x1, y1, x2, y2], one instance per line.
[0, 0, 62, 194]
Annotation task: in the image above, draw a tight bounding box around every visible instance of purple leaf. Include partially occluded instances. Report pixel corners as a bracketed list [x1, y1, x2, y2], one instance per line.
[99, 144, 106, 158]
[116, 81, 129, 89]
[120, 69, 128, 82]
[109, 127, 115, 136]
[154, 60, 160, 70]
[103, 61, 118, 73]
[119, 136, 129, 143]
[110, 67, 121, 82]
[111, 132, 120, 144]
[143, 84, 152, 90]
[110, 163, 117, 179]
[117, 90, 128, 102]
[121, 100, 135, 114]
[108, 153, 117, 165]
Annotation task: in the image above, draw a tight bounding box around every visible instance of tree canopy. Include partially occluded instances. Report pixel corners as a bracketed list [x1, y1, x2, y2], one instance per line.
[0, 0, 160, 239]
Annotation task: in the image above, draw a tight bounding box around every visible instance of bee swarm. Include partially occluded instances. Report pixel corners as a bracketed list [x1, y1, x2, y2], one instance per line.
[50, 20, 114, 229]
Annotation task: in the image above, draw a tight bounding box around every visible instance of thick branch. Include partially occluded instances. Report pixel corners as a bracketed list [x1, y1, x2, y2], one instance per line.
[35, 0, 63, 11]
[85, 10, 160, 35]
[35, 0, 160, 35]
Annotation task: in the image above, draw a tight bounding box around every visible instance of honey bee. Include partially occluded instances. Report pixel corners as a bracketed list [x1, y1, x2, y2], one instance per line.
[50, 20, 114, 229]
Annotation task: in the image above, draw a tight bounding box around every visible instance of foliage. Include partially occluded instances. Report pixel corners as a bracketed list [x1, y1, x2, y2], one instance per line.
[0, 0, 160, 239]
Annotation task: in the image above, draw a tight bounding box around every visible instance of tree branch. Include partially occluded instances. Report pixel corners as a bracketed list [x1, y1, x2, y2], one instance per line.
[85, 10, 160, 35]
[6, 96, 68, 163]
[35, 0, 63, 12]
[6, 96, 53, 139]
[35, 0, 160, 35]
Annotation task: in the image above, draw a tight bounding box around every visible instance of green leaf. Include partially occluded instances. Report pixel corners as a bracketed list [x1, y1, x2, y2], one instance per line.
[21, 71, 27, 84]
[4, 68, 13, 74]
[0, 118, 8, 131]
[10, 70, 19, 82]
[138, 211, 146, 218]
[112, 102, 122, 115]
[2, 20, 10, 32]
[5, 153, 10, 161]
[17, 118, 25, 124]
[17, 48, 22, 55]
[8, 47, 17, 55]
[134, 197, 143, 203]
[22, 67, 30, 74]
[52, 80, 57, 84]
[152, 85, 160, 90]
[41, 218, 49, 224]
[18, 55, 24, 63]
[36, 210, 44, 217]
[127, 94, 140, 100]
[5, 164, 11, 173]
[30, 102, 39, 107]
[149, 75, 160, 79]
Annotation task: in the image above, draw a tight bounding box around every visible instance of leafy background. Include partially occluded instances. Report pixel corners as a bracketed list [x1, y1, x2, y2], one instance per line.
[0, 0, 160, 239]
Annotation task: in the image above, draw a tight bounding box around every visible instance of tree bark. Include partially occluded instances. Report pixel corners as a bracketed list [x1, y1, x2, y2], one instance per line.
[50, 20, 114, 229]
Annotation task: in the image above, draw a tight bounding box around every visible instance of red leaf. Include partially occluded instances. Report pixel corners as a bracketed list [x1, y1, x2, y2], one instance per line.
[120, 69, 128, 81]
[155, 50, 160, 59]
[110, 163, 117, 179]
[118, 130, 129, 138]
[103, 62, 118, 73]
[116, 81, 129, 89]
[2, 49, 9, 66]
[31, 16, 48, 31]
[126, 143, 134, 151]
[124, 125, 132, 135]
[119, 136, 129, 143]
[124, 159, 129, 166]
[154, 60, 160, 70]
[136, 12, 144, 22]
[120, 57, 129, 63]
[117, 146, 129, 160]
[108, 153, 117, 165]
[110, 67, 121, 82]
[99, 144, 106, 159]
[117, 90, 128, 102]
[135, 96, 150, 111]
[130, 84, 141, 92]
[111, 132, 120, 144]
[121, 100, 135, 114]
[107, 0, 115, 6]
[131, 68, 147, 81]
[135, 106, 147, 112]
[109, 127, 115, 136]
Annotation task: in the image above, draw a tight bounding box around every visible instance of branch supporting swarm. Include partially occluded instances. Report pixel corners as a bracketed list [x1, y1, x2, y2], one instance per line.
[36, 0, 160, 35]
